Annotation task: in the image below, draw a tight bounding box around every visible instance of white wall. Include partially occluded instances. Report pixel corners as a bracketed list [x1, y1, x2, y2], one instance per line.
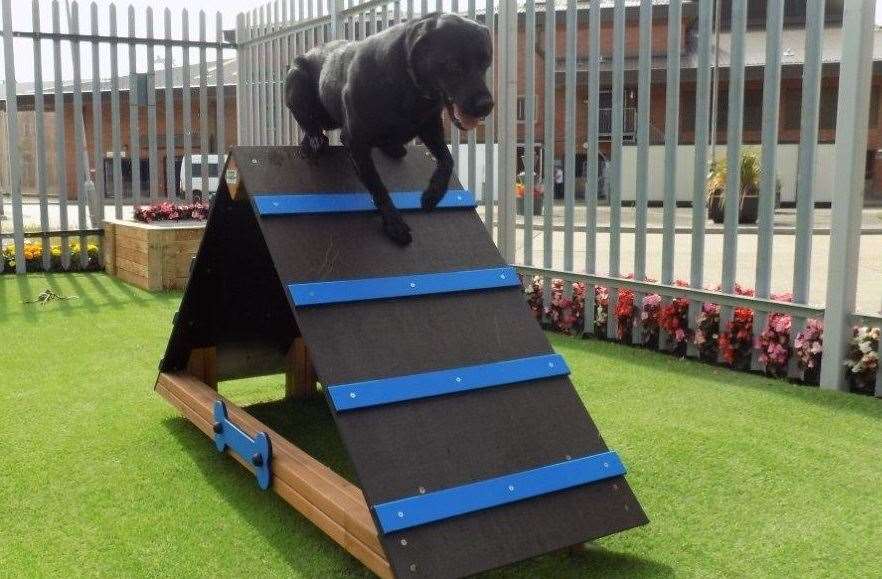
[452, 142, 838, 204]
[618, 143, 837, 204]
[450, 143, 499, 201]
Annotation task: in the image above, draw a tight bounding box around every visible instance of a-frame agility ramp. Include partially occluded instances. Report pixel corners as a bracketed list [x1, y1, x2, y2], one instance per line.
[156, 145, 647, 578]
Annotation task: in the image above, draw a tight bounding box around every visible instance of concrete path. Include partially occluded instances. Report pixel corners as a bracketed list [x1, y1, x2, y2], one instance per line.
[3, 198, 880, 315]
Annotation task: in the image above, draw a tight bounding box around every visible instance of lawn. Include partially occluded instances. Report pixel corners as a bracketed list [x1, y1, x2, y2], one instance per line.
[1, 273, 881, 578]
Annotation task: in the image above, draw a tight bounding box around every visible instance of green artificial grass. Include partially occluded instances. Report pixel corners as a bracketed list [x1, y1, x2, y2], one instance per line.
[1, 273, 881, 578]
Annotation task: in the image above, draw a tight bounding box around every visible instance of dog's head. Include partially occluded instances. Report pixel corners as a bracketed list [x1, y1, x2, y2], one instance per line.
[405, 13, 494, 130]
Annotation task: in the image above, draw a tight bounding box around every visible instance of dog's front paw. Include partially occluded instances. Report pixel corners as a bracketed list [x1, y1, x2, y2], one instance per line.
[382, 214, 413, 246]
[301, 133, 329, 159]
[421, 184, 447, 212]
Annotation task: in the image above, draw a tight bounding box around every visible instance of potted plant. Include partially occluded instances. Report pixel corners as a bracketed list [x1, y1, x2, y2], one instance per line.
[706, 151, 773, 225]
[516, 173, 544, 216]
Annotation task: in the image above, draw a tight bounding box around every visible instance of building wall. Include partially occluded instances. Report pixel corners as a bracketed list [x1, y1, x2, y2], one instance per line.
[2, 87, 237, 200]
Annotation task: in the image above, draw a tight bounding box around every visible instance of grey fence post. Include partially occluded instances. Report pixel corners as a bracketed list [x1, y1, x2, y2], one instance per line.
[496, 0, 517, 263]
[2, 0, 26, 273]
[330, 0, 343, 41]
[819, 0, 876, 391]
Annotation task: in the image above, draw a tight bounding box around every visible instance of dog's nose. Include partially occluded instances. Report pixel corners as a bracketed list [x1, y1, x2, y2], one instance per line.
[471, 94, 494, 118]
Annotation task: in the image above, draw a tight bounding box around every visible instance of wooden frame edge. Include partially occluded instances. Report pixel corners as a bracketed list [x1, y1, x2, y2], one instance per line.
[155, 371, 392, 579]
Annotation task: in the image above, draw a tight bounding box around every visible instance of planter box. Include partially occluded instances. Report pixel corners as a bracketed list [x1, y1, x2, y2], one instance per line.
[104, 218, 205, 291]
[516, 196, 544, 216]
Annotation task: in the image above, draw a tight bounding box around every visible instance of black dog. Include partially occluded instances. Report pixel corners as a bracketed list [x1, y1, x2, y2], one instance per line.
[284, 13, 493, 245]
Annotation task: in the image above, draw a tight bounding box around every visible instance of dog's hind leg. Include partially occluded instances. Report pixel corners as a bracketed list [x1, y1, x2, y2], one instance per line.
[417, 116, 454, 211]
[347, 143, 412, 246]
[285, 59, 330, 158]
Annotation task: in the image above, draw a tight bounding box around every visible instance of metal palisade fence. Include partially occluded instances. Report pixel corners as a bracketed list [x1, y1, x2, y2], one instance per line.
[233, 0, 881, 394]
[3, 0, 882, 395]
[0, 0, 233, 273]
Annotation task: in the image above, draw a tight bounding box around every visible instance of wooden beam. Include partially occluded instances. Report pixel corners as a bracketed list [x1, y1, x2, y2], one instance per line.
[155, 372, 390, 578]
[285, 337, 319, 399]
[186, 347, 217, 390]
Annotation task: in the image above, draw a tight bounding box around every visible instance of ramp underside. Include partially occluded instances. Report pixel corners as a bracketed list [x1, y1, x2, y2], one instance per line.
[232, 146, 647, 578]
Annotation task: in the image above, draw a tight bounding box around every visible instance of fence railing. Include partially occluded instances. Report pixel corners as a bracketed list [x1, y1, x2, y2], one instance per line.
[233, 0, 881, 395]
[3, 0, 881, 396]
[0, 0, 234, 272]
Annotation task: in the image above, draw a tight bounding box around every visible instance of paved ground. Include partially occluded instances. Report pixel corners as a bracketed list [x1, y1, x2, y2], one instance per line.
[3, 198, 881, 313]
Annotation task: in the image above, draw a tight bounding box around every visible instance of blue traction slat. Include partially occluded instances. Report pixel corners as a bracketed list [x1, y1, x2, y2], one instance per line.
[328, 353, 570, 411]
[254, 189, 476, 215]
[373, 451, 626, 534]
[289, 266, 519, 307]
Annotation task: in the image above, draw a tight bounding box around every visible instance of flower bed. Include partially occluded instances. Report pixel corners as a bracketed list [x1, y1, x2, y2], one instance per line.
[521, 274, 879, 396]
[2, 242, 101, 273]
[133, 201, 208, 223]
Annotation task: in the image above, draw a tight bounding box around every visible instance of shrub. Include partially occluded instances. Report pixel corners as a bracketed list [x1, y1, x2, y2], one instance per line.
[794, 318, 823, 382]
[134, 201, 208, 223]
[844, 326, 880, 394]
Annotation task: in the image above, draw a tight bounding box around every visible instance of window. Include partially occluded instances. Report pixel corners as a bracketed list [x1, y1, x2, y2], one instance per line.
[819, 86, 838, 131]
[190, 163, 220, 177]
[516, 96, 533, 122]
[743, 88, 763, 131]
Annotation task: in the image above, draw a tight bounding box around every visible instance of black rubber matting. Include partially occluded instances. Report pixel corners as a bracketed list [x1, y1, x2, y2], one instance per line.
[161, 145, 647, 578]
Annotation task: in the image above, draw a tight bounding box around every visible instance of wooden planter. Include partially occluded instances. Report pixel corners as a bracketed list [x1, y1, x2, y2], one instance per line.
[104, 218, 205, 291]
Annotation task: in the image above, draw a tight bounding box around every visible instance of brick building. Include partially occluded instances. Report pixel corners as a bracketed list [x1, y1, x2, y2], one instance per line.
[0, 58, 237, 200]
[483, 0, 882, 204]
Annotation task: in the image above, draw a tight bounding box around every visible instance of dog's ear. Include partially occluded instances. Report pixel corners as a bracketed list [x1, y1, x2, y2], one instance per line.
[404, 13, 441, 78]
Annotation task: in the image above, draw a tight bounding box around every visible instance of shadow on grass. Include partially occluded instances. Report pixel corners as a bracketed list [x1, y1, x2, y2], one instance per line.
[555, 334, 882, 422]
[483, 544, 675, 579]
[243, 396, 357, 483]
[161, 415, 372, 578]
[162, 395, 666, 578]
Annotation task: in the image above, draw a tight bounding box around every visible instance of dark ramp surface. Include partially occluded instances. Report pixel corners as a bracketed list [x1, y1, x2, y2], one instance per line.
[168, 146, 647, 578]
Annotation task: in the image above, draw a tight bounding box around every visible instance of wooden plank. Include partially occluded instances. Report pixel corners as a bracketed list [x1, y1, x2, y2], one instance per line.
[116, 268, 149, 290]
[115, 234, 149, 252]
[104, 222, 117, 275]
[156, 373, 383, 556]
[187, 347, 218, 389]
[285, 337, 319, 399]
[155, 381, 392, 578]
[113, 225, 151, 242]
[115, 245, 149, 265]
[165, 372, 373, 514]
[116, 256, 149, 278]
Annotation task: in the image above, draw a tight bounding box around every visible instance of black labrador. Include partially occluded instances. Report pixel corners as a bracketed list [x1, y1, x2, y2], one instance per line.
[284, 13, 493, 245]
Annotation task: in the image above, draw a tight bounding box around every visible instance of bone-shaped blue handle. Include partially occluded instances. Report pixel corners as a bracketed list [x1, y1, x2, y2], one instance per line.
[212, 400, 272, 490]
